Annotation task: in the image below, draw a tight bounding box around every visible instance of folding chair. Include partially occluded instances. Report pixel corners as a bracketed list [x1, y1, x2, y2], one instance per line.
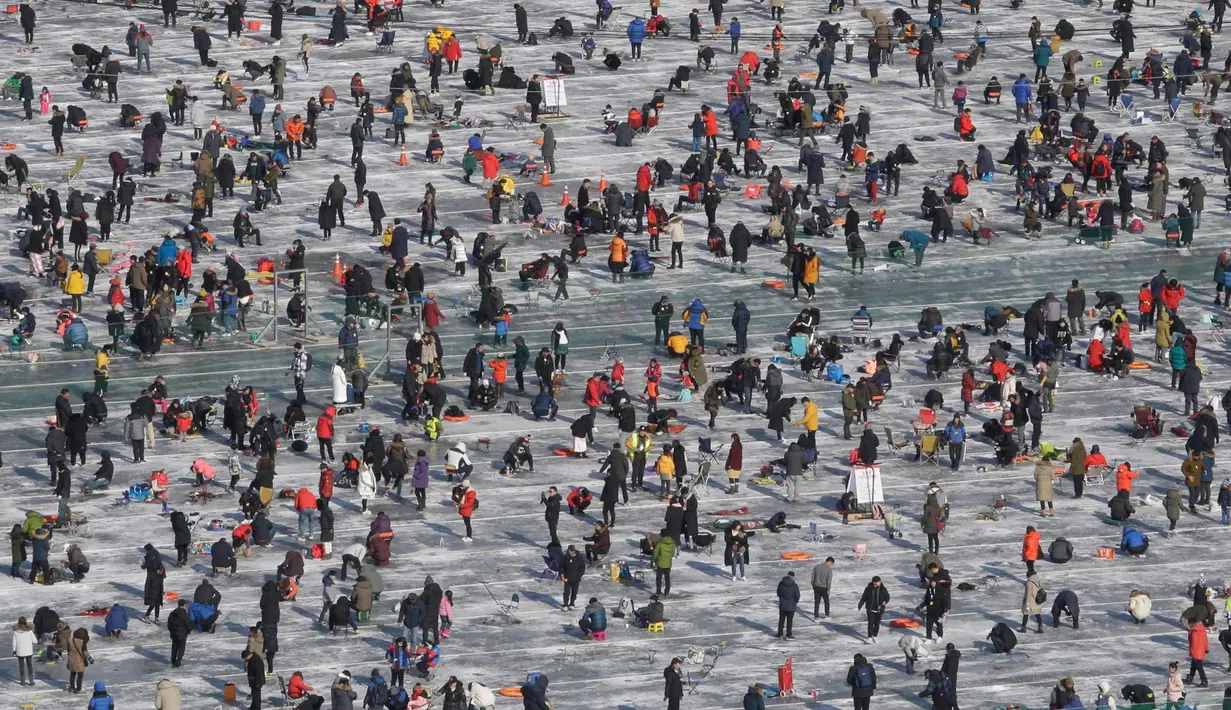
[1084, 462, 1110, 485]
[883, 427, 910, 457]
[376, 29, 396, 53]
[686, 672, 699, 695]
[852, 543, 869, 562]
[698, 438, 723, 470]
[805, 521, 824, 543]
[60, 156, 87, 187]
[1186, 127, 1203, 149]
[539, 555, 562, 581]
[1163, 98, 1182, 122]
[277, 675, 291, 707]
[912, 408, 938, 434]
[1112, 93, 1134, 119]
[916, 433, 941, 465]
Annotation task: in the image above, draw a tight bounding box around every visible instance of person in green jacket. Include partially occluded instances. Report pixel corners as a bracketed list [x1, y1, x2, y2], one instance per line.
[462, 150, 477, 184]
[513, 336, 531, 394]
[653, 530, 675, 596]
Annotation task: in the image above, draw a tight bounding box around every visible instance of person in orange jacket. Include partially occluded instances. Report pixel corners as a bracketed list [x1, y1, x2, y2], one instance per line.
[490, 355, 508, 400]
[1137, 283, 1153, 332]
[285, 115, 305, 160]
[1086, 338, 1105, 371]
[316, 406, 336, 463]
[1116, 462, 1140, 493]
[287, 671, 314, 699]
[702, 106, 719, 151]
[1022, 525, 1042, 575]
[454, 479, 476, 541]
[294, 487, 319, 538]
[608, 233, 628, 283]
[584, 373, 612, 418]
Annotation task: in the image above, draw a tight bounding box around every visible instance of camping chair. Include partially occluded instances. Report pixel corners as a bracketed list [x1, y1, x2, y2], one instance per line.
[1163, 98, 1182, 122]
[912, 408, 937, 435]
[916, 433, 941, 465]
[883, 427, 910, 457]
[1114, 93, 1134, 118]
[539, 555, 562, 581]
[1131, 405, 1162, 442]
[60, 156, 86, 187]
[1186, 127, 1203, 149]
[377, 29, 396, 53]
[698, 437, 723, 471]
[277, 676, 291, 706]
[805, 521, 824, 543]
[692, 531, 715, 555]
[789, 335, 808, 366]
[1084, 461, 1110, 485]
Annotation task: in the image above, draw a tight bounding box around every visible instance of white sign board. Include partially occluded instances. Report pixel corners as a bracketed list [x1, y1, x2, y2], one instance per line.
[847, 464, 884, 505]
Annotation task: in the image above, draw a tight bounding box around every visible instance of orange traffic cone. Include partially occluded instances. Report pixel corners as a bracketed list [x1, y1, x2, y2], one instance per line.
[559, 186, 571, 207]
[397, 147, 409, 166]
[539, 169, 553, 187]
[331, 253, 343, 281]
[598, 171, 607, 192]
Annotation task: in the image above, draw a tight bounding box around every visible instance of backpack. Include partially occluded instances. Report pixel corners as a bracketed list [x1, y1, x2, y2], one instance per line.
[1034, 588, 1047, 604]
[928, 14, 942, 28]
[504, 401, 520, 415]
[953, 116, 962, 132]
[527, 32, 539, 45]
[304, 352, 314, 371]
[854, 665, 873, 689]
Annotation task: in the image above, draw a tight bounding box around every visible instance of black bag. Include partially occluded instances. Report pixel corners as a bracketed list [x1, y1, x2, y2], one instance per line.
[295, 6, 316, 15]
[527, 32, 538, 45]
[504, 401, 520, 415]
[206, 58, 219, 68]
[1035, 589, 1047, 604]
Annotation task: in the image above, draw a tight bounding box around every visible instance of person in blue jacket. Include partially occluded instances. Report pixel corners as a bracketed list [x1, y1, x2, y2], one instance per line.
[627, 17, 645, 60]
[579, 597, 607, 638]
[944, 414, 965, 470]
[1011, 73, 1033, 123]
[249, 89, 266, 136]
[157, 235, 178, 266]
[88, 681, 114, 710]
[104, 604, 129, 638]
[683, 298, 708, 347]
[532, 391, 559, 421]
[1120, 526, 1149, 555]
[729, 17, 741, 54]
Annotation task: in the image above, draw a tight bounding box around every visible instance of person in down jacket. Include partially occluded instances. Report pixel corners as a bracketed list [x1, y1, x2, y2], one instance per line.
[521, 673, 549, 710]
[628, 17, 646, 47]
[683, 298, 708, 346]
[104, 604, 128, 637]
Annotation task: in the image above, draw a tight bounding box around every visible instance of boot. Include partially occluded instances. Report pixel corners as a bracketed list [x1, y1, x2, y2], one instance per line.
[1035, 620, 1044, 634]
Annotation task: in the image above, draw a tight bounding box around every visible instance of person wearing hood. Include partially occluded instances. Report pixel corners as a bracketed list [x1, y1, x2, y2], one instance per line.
[421, 575, 443, 644]
[682, 298, 708, 347]
[12, 616, 36, 685]
[521, 673, 549, 710]
[732, 301, 750, 353]
[846, 653, 877, 709]
[142, 544, 166, 620]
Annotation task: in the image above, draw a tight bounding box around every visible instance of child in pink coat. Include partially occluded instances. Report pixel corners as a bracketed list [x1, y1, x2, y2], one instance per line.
[39, 88, 51, 115]
[439, 590, 453, 638]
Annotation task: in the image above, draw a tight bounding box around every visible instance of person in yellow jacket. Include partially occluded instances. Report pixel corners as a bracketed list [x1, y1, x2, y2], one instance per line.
[93, 344, 112, 397]
[64, 263, 86, 312]
[795, 396, 819, 449]
[801, 248, 820, 300]
[626, 428, 654, 491]
[666, 332, 689, 357]
[608, 233, 628, 284]
[655, 444, 675, 497]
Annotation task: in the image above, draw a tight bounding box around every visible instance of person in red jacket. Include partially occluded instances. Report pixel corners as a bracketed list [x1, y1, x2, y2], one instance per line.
[316, 406, 336, 463]
[1161, 279, 1185, 314]
[947, 172, 969, 202]
[961, 369, 976, 413]
[318, 463, 334, 504]
[567, 486, 593, 514]
[1188, 620, 1210, 686]
[1137, 284, 1153, 332]
[295, 488, 319, 539]
[1086, 338, 1105, 371]
[1022, 525, 1041, 575]
[287, 671, 314, 699]
[480, 148, 499, 187]
[442, 36, 462, 73]
[958, 109, 976, 141]
[1116, 462, 1139, 493]
[1090, 151, 1112, 196]
[584, 374, 611, 418]
[454, 479, 477, 541]
[702, 106, 719, 151]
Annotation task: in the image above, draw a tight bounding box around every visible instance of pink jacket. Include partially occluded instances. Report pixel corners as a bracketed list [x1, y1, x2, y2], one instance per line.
[439, 596, 453, 620]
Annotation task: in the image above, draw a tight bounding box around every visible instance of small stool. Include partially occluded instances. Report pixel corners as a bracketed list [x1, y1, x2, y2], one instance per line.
[591, 630, 607, 641]
[475, 438, 491, 452]
[647, 622, 664, 633]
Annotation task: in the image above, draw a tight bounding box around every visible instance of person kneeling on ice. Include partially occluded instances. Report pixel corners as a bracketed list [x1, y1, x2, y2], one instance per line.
[986, 622, 1017, 653]
[532, 391, 559, 421]
[567, 487, 593, 514]
[412, 643, 439, 678]
[1120, 526, 1148, 556]
[579, 597, 606, 639]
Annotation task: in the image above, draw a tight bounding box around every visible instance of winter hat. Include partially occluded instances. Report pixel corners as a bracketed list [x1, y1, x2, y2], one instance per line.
[1097, 681, 1110, 694]
[871, 575, 881, 582]
[94, 681, 107, 692]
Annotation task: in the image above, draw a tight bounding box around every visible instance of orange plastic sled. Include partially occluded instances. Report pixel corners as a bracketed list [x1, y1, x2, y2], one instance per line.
[889, 618, 921, 628]
[1126, 361, 1151, 370]
[781, 551, 812, 561]
[443, 414, 471, 422]
[666, 424, 688, 434]
[498, 687, 524, 698]
[165, 592, 180, 600]
[553, 448, 575, 456]
[762, 280, 787, 289]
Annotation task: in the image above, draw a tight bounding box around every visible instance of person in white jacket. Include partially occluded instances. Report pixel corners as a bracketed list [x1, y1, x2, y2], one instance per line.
[1095, 681, 1118, 710]
[445, 443, 473, 481]
[154, 678, 182, 710]
[189, 97, 210, 141]
[467, 681, 496, 709]
[1128, 589, 1152, 624]
[12, 617, 36, 685]
[331, 360, 349, 406]
[357, 458, 377, 514]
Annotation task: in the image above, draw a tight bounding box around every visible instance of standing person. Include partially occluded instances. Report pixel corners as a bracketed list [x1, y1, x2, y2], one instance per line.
[846, 654, 877, 710]
[288, 342, 310, 406]
[166, 599, 190, 668]
[652, 529, 675, 595]
[652, 296, 673, 348]
[560, 545, 584, 610]
[1021, 571, 1044, 633]
[243, 649, 265, 710]
[542, 486, 561, 545]
[775, 571, 800, 639]
[664, 658, 684, 710]
[141, 544, 166, 621]
[12, 617, 35, 685]
[857, 576, 890, 642]
[1187, 620, 1210, 687]
[1068, 437, 1088, 498]
[811, 557, 834, 618]
[944, 415, 965, 470]
[454, 479, 476, 542]
[66, 628, 90, 694]
[922, 563, 951, 640]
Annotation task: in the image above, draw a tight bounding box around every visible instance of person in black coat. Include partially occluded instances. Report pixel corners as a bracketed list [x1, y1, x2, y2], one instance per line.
[421, 575, 443, 644]
[251, 511, 274, 546]
[194, 579, 222, 608]
[664, 498, 685, 545]
[243, 649, 265, 709]
[260, 580, 281, 626]
[166, 599, 191, 667]
[664, 658, 684, 710]
[142, 544, 166, 620]
[560, 545, 585, 609]
[542, 486, 561, 545]
[1050, 589, 1080, 629]
[365, 191, 385, 236]
[169, 512, 191, 566]
[211, 537, 236, 576]
[328, 594, 356, 633]
[682, 490, 699, 547]
[776, 571, 801, 638]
